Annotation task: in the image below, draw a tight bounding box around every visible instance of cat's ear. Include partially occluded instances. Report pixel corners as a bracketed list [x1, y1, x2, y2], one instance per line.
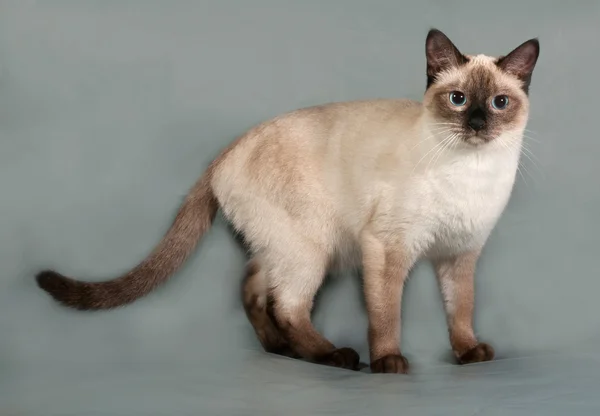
[425, 29, 468, 87]
[496, 38, 540, 92]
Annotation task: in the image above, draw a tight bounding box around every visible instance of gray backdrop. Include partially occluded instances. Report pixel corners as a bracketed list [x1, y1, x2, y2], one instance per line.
[1, 1, 599, 415]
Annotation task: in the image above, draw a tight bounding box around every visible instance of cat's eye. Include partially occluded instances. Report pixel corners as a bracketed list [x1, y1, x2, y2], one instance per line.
[449, 91, 467, 106]
[492, 95, 509, 110]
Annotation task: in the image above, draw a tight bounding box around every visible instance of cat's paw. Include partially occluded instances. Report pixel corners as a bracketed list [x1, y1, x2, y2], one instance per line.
[315, 347, 361, 371]
[457, 342, 495, 365]
[370, 354, 410, 374]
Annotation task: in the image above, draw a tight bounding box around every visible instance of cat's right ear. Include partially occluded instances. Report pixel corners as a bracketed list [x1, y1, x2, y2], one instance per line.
[425, 29, 468, 88]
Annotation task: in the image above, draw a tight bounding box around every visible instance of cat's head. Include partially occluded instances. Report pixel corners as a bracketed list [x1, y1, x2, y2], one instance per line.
[422, 29, 539, 147]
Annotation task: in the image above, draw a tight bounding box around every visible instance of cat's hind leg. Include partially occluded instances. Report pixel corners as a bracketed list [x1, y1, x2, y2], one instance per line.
[215, 171, 360, 368]
[263, 248, 361, 371]
[242, 247, 361, 370]
[242, 258, 297, 358]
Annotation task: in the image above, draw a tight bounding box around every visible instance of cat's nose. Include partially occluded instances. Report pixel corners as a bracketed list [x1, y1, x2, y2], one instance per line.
[468, 117, 486, 131]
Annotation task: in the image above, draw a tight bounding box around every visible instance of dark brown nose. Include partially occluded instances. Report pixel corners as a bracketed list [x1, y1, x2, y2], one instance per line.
[467, 106, 487, 132]
[468, 117, 486, 131]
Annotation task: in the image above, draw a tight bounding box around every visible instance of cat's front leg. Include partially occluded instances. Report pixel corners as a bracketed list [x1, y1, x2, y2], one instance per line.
[361, 233, 414, 374]
[433, 250, 495, 365]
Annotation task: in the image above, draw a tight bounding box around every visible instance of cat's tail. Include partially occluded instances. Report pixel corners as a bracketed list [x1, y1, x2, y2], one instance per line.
[36, 169, 219, 310]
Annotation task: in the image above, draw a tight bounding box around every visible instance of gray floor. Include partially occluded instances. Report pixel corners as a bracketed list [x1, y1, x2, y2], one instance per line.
[1, 1, 599, 415]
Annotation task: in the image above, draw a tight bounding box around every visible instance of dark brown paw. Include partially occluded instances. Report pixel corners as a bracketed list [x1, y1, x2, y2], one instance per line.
[370, 354, 410, 374]
[457, 343, 495, 365]
[316, 347, 361, 371]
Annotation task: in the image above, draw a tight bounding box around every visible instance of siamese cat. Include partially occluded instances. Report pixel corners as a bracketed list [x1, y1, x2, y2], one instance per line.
[36, 29, 539, 374]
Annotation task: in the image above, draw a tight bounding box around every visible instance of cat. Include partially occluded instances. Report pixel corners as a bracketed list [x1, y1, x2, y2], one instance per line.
[36, 29, 539, 374]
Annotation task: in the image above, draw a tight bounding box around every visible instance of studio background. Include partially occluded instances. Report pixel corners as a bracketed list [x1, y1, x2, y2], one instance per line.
[1, 1, 599, 415]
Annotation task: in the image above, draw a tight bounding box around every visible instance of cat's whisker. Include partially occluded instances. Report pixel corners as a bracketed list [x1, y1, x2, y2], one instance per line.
[432, 133, 459, 168]
[429, 126, 459, 132]
[408, 134, 444, 153]
[523, 136, 541, 144]
[497, 138, 529, 187]
[520, 142, 543, 166]
[408, 128, 455, 151]
[518, 158, 536, 186]
[425, 133, 457, 172]
[516, 161, 529, 187]
[494, 137, 507, 153]
[435, 133, 462, 168]
[428, 127, 458, 133]
[522, 134, 541, 144]
[428, 127, 461, 133]
[508, 138, 538, 185]
[523, 128, 539, 136]
[519, 150, 545, 180]
[425, 140, 448, 172]
[499, 133, 526, 158]
[427, 124, 462, 132]
[411, 133, 455, 176]
[505, 135, 524, 153]
[501, 134, 524, 157]
[428, 125, 460, 133]
[506, 134, 545, 181]
[428, 124, 462, 128]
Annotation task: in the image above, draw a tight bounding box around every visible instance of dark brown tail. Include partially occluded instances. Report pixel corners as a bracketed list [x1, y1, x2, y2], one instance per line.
[36, 173, 219, 310]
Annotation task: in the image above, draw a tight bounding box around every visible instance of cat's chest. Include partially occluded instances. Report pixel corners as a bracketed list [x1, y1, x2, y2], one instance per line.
[402, 155, 517, 255]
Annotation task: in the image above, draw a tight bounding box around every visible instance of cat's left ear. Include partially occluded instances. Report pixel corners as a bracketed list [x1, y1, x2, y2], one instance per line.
[496, 38, 540, 92]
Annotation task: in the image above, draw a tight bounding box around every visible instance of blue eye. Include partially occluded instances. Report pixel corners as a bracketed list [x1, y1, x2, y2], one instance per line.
[449, 91, 467, 106]
[492, 95, 509, 110]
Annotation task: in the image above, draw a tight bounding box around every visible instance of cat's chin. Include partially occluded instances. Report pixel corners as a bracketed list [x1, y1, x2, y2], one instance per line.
[464, 135, 493, 147]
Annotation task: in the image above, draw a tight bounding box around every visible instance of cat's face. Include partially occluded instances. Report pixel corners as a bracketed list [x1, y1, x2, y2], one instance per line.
[422, 30, 539, 147]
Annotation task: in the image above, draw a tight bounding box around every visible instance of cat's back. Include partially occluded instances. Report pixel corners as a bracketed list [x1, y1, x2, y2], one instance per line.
[296, 98, 422, 131]
[269, 98, 422, 133]
[216, 98, 422, 175]
[286, 98, 424, 160]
